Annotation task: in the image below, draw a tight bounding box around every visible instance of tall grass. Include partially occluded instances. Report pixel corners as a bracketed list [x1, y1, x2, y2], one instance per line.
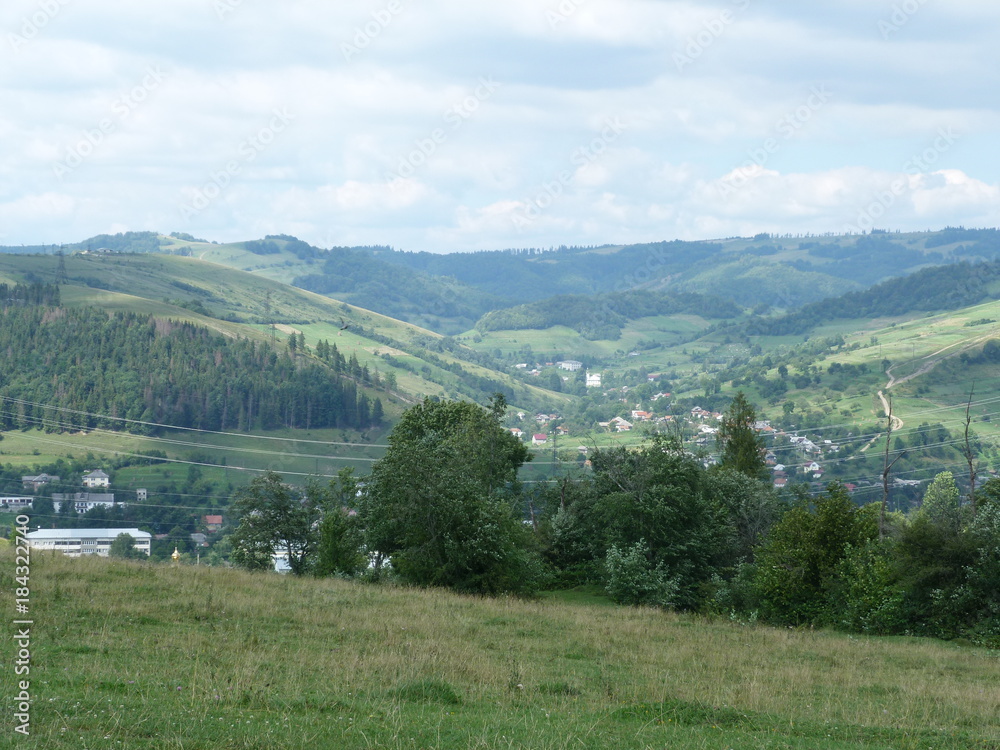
[2, 550, 998, 748]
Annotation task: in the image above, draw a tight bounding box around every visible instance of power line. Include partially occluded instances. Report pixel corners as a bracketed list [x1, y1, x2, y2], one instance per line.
[1, 396, 389, 448]
[0, 409, 381, 463]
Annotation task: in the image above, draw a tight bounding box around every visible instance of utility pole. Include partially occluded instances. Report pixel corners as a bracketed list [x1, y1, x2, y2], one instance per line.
[56, 247, 67, 284]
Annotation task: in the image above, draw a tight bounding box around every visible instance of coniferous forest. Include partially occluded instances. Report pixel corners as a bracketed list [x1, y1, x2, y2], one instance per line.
[0, 285, 378, 433]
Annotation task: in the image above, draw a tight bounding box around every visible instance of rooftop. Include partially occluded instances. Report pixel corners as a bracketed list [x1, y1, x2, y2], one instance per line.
[27, 528, 151, 540]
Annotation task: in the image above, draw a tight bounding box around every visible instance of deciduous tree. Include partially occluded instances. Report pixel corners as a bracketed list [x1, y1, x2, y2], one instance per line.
[361, 396, 541, 594]
[230, 472, 318, 575]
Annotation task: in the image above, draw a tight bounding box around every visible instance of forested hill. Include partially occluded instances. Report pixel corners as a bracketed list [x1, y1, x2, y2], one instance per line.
[291, 246, 504, 328]
[475, 290, 741, 340]
[742, 259, 1000, 336]
[0, 292, 381, 433]
[371, 240, 723, 301]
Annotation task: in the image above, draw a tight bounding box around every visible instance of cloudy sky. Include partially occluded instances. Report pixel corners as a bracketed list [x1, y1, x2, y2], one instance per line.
[2, 0, 998, 252]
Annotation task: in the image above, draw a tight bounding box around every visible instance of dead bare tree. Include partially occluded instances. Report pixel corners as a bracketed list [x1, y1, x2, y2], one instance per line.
[963, 383, 979, 515]
[880, 393, 904, 539]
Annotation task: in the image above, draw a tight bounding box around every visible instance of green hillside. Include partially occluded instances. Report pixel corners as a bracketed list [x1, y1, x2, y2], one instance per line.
[4, 230, 1000, 491]
[0, 254, 567, 497]
[3, 550, 997, 749]
[0, 252, 561, 411]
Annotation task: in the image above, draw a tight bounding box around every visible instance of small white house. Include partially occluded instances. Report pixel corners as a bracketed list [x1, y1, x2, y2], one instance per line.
[82, 470, 110, 489]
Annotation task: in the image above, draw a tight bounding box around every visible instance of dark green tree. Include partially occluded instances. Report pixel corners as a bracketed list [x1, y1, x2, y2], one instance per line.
[716, 391, 766, 479]
[704, 468, 784, 567]
[109, 532, 146, 560]
[750, 483, 877, 625]
[589, 436, 723, 609]
[229, 472, 318, 575]
[313, 469, 366, 577]
[360, 396, 540, 594]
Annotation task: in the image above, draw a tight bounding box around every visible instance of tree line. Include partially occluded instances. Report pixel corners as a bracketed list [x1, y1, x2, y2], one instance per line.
[742, 260, 1000, 336]
[475, 290, 741, 340]
[229, 391, 1000, 646]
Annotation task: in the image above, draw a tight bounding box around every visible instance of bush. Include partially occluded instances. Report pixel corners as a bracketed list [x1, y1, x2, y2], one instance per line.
[605, 540, 680, 609]
[828, 541, 905, 635]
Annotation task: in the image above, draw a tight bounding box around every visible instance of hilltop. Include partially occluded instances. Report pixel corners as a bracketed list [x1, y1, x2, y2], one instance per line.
[7, 227, 999, 334]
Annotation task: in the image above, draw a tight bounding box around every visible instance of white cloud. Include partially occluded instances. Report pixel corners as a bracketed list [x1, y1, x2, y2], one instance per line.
[0, 1, 997, 251]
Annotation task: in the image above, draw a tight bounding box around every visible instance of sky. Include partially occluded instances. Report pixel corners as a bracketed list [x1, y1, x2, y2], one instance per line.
[2, 0, 999, 253]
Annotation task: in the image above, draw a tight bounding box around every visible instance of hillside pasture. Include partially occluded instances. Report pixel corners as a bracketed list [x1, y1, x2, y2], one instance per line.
[2, 551, 998, 749]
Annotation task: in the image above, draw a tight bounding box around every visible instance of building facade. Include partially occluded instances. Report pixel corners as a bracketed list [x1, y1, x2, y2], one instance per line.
[25, 528, 151, 557]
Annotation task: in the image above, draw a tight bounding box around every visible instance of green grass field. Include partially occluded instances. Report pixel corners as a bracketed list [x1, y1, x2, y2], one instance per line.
[0, 427, 388, 483]
[2, 551, 998, 749]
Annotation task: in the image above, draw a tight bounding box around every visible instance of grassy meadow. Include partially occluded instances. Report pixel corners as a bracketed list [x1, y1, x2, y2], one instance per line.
[0, 426, 388, 485]
[2, 550, 998, 749]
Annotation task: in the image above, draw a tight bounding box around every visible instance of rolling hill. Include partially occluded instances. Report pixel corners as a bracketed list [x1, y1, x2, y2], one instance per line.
[9, 227, 1000, 335]
[3, 227, 999, 493]
[0, 252, 569, 493]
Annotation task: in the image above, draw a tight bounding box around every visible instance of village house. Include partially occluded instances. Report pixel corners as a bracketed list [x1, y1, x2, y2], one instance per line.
[586, 372, 602, 388]
[82, 470, 110, 488]
[789, 436, 821, 454]
[1, 496, 34, 510]
[556, 360, 583, 371]
[21, 473, 60, 492]
[203, 515, 223, 532]
[532, 433, 548, 446]
[803, 461, 822, 475]
[631, 410, 653, 421]
[52, 492, 119, 513]
[609, 417, 633, 432]
[509, 427, 524, 438]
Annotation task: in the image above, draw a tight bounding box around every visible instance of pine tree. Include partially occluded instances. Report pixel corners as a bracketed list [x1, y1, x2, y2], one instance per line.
[716, 391, 767, 480]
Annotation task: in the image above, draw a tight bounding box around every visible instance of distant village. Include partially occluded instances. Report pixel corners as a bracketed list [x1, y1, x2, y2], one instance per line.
[5, 469, 224, 559]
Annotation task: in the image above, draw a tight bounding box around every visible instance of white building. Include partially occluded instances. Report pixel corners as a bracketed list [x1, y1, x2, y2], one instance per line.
[82, 470, 110, 488]
[52, 493, 118, 513]
[557, 360, 583, 372]
[1, 497, 34, 509]
[25, 528, 151, 557]
[586, 372, 602, 388]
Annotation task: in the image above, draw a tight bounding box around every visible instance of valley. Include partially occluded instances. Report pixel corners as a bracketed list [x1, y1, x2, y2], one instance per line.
[1, 227, 998, 550]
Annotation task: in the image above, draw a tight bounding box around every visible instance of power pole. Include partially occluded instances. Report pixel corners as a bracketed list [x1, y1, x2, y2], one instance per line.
[56, 248, 67, 284]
